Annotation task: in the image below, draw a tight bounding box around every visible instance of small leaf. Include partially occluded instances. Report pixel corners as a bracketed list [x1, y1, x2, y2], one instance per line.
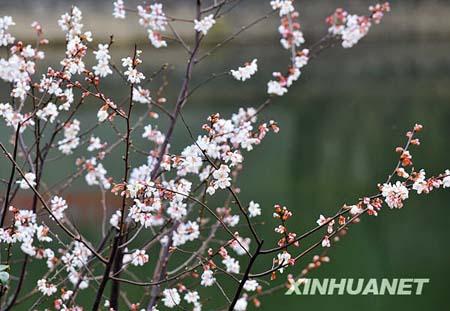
[0, 271, 9, 285]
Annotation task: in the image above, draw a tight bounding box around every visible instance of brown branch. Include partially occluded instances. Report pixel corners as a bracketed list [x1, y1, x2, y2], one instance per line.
[92, 45, 138, 311]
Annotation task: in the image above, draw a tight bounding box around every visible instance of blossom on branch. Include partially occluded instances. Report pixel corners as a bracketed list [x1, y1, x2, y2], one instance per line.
[231, 59, 258, 81]
[194, 14, 216, 35]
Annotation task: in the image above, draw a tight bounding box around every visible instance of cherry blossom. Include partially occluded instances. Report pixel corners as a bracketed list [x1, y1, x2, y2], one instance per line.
[267, 80, 287, 96]
[123, 249, 149, 266]
[230, 236, 251, 255]
[58, 119, 80, 154]
[61, 290, 73, 301]
[381, 181, 409, 209]
[37, 279, 57, 296]
[123, 51, 145, 84]
[148, 29, 167, 48]
[113, 0, 126, 19]
[93, 44, 112, 77]
[271, 0, 294, 16]
[295, 49, 309, 68]
[125, 68, 145, 84]
[212, 164, 232, 190]
[84, 157, 111, 189]
[276, 251, 293, 273]
[327, 3, 390, 48]
[231, 59, 258, 81]
[50, 196, 68, 220]
[233, 295, 248, 311]
[36, 225, 52, 242]
[136, 3, 168, 48]
[321, 235, 331, 248]
[172, 221, 200, 247]
[194, 14, 216, 35]
[138, 3, 167, 31]
[143, 125, 165, 145]
[349, 204, 364, 216]
[223, 256, 240, 274]
[184, 291, 200, 304]
[97, 107, 108, 122]
[201, 269, 215, 287]
[412, 169, 429, 194]
[58, 7, 91, 76]
[133, 86, 152, 104]
[162, 288, 181, 308]
[36, 103, 58, 123]
[87, 136, 105, 152]
[109, 210, 121, 229]
[0, 16, 15, 46]
[243, 279, 259, 292]
[443, 170, 450, 188]
[16, 172, 36, 189]
[0, 103, 33, 131]
[248, 201, 261, 217]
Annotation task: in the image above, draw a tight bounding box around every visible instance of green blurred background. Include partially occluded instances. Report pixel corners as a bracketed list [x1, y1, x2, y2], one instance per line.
[1, 0, 450, 310]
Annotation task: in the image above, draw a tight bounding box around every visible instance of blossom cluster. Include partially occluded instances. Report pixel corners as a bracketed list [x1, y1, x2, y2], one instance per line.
[267, 1, 308, 96]
[0, 207, 52, 257]
[194, 14, 216, 35]
[58, 6, 92, 76]
[311, 125, 450, 251]
[326, 2, 390, 48]
[122, 51, 145, 84]
[231, 59, 258, 82]
[83, 157, 111, 189]
[0, 26, 45, 102]
[93, 44, 112, 77]
[0, 16, 15, 46]
[58, 119, 80, 154]
[133, 2, 169, 48]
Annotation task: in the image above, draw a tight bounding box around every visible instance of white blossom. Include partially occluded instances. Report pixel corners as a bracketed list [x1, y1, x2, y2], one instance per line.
[184, 291, 200, 304]
[109, 210, 121, 229]
[58, 119, 80, 154]
[212, 164, 231, 189]
[200, 269, 215, 287]
[271, 0, 294, 16]
[243, 280, 259, 292]
[123, 249, 149, 266]
[233, 295, 248, 311]
[16, 172, 36, 189]
[231, 59, 258, 82]
[162, 288, 181, 308]
[443, 170, 450, 188]
[36, 103, 59, 123]
[37, 279, 57, 296]
[93, 44, 112, 77]
[381, 181, 409, 209]
[276, 251, 291, 273]
[113, 0, 126, 19]
[194, 14, 216, 35]
[321, 235, 331, 248]
[148, 29, 167, 48]
[222, 256, 240, 274]
[0, 16, 15, 46]
[84, 157, 111, 189]
[97, 108, 108, 122]
[124, 68, 145, 84]
[87, 136, 104, 152]
[267, 80, 287, 96]
[248, 201, 261, 217]
[133, 86, 151, 104]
